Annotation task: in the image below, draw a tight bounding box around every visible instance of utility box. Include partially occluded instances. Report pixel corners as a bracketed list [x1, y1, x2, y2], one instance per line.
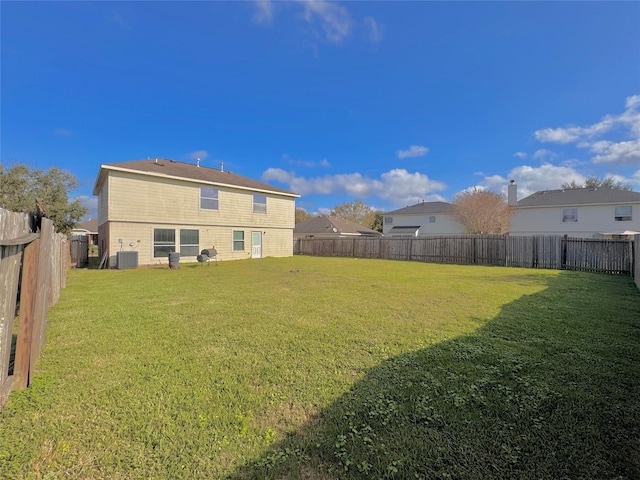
[117, 251, 138, 269]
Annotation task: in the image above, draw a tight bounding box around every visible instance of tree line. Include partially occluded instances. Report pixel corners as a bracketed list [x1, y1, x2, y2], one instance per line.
[0, 163, 87, 234]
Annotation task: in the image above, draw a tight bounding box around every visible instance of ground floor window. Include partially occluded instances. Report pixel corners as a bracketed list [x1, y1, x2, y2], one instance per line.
[180, 229, 199, 256]
[233, 230, 245, 251]
[154, 228, 175, 257]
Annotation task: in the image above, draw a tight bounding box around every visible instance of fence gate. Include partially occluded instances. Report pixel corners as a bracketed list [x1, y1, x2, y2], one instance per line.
[70, 235, 88, 267]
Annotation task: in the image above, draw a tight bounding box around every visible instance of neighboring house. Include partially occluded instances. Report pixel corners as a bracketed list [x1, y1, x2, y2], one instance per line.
[382, 201, 465, 237]
[294, 215, 382, 239]
[509, 182, 640, 239]
[92, 158, 299, 267]
[71, 218, 98, 245]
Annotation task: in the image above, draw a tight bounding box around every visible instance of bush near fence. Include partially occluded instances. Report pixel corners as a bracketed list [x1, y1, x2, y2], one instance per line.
[0, 207, 68, 409]
[294, 235, 636, 276]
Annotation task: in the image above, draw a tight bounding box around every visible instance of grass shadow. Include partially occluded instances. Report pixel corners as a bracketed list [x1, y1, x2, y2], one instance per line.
[229, 272, 640, 479]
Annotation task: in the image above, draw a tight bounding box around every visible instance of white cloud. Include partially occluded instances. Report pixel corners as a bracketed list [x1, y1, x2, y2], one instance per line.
[363, 16, 382, 43]
[187, 150, 210, 161]
[282, 153, 331, 168]
[533, 149, 556, 160]
[397, 145, 429, 159]
[262, 167, 446, 206]
[253, 0, 274, 24]
[298, 0, 352, 44]
[514, 152, 527, 159]
[477, 163, 586, 199]
[534, 94, 640, 166]
[592, 139, 640, 165]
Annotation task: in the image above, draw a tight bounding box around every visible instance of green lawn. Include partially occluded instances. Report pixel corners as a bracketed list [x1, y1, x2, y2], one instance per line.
[1, 256, 639, 479]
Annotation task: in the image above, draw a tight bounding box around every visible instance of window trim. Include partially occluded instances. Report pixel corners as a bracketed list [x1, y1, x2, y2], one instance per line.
[562, 207, 578, 223]
[232, 230, 245, 251]
[200, 187, 219, 210]
[180, 229, 199, 257]
[153, 228, 176, 258]
[614, 205, 632, 222]
[253, 194, 267, 214]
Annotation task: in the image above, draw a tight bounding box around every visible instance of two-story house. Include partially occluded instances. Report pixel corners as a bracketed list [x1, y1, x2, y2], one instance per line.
[92, 159, 299, 267]
[383, 201, 465, 237]
[509, 183, 640, 239]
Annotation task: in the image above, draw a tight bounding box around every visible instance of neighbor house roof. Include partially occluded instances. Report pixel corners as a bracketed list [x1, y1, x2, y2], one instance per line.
[388, 226, 421, 235]
[294, 215, 382, 236]
[76, 218, 98, 233]
[517, 188, 640, 208]
[387, 201, 453, 215]
[92, 158, 299, 197]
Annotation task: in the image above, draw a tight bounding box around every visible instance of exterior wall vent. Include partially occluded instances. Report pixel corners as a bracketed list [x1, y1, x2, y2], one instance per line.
[117, 251, 139, 269]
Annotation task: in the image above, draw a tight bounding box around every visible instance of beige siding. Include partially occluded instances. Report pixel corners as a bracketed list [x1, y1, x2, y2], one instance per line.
[107, 171, 294, 228]
[105, 223, 293, 267]
[100, 170, 296, 267]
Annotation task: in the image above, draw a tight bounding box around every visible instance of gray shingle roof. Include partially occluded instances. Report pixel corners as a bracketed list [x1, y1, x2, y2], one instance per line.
[294, 215, 382, 236]
[93, 158, 298, 197]
[517, 188, 640, 207]
[387, 201, 453, 215]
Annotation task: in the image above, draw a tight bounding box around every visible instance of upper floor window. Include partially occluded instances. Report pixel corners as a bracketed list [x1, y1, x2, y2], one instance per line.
[201, 187, 219, 210]
[385, 217, 393, 225]
[253, 194, 267, 214]
[426, 216, 436, 223]
[614, 205, 632, 222]
[562, 208, 577, 223]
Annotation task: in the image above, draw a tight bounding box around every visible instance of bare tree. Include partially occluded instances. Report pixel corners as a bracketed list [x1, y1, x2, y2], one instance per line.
[452, 188, 512, 234]
[562, 176, 633, 191]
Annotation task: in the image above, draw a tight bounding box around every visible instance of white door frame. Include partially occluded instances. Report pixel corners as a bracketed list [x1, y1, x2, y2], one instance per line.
[251, 231, 262, 259]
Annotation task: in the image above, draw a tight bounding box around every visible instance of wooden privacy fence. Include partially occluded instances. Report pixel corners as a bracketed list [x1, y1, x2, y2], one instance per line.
[69, 234, 88, 267]
[0, 207, 68, 409]
[294, 235, 635, 275]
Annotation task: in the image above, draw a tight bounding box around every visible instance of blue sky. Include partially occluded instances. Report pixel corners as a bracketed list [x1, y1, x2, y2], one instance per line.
[2, 1, 639, 220]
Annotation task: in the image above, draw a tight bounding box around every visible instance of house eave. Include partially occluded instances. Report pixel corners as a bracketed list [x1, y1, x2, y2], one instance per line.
[92, 164, 300, 198]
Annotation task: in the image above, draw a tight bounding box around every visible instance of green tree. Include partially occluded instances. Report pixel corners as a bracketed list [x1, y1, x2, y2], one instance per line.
[295, 208, 314, 224]
[562, 176, 633, 191]
[331, 200, 376, 229]
[452, 188, 512, 234]
[371, 211, 384, 233]
[0, 163, 87, 234]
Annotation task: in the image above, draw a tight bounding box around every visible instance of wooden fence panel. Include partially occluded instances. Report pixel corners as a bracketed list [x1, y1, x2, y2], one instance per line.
[294, 235, 635, 276]
[69, 235, 88, 267]
[0, 208, 67, 408]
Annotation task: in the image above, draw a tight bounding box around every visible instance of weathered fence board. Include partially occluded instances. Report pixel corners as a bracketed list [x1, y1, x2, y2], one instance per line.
[294, 235, 635, 276]
[0, 208, 67, 409]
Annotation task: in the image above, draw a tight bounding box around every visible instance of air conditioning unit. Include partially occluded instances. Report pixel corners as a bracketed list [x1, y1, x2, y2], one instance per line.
[117, 251, 138, 269]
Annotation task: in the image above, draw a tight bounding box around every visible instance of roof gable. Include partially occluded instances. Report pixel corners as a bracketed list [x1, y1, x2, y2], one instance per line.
[387, 201, 453, 215]
[93, 158, 298, 197]
[517, 188, 640, 208]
